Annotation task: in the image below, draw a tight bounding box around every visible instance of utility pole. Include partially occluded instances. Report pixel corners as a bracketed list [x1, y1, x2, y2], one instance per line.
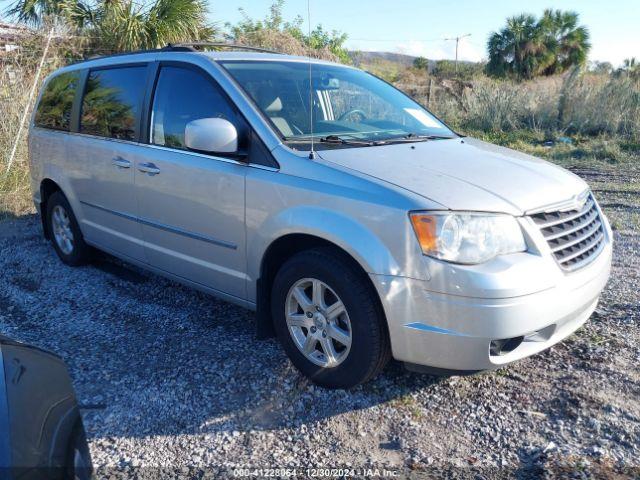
[444, 34, 471, 75]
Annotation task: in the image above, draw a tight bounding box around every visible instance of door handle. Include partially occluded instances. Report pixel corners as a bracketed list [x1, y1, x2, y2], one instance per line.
[112, 157, 131, 169]
[138, 162, 160, 175]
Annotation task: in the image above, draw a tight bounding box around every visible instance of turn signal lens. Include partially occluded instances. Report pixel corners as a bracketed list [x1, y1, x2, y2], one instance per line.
[409, 214, 437, 252]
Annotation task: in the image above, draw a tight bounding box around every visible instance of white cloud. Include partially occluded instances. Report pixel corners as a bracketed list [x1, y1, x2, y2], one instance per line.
[395, 40, 447, 58]
[590, 38, 640, 68]
[456, 37, 485, 62]
[395, 37, 484, 62]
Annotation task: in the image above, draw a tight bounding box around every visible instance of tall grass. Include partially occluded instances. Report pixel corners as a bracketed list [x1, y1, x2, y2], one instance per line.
[0, 53, 38, 217]
[0, 32, 78, 218]
[1, 31, 639, 219]
[400, 69, 640, 138]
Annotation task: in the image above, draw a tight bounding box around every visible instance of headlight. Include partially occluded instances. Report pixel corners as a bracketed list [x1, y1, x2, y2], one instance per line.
[410, 212, 526, 264]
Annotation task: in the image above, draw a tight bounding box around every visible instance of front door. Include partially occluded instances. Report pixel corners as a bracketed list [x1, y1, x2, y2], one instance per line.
[135, 64, 248, 300]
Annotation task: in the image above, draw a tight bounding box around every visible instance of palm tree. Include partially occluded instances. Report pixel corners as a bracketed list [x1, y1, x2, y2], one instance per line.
[486, 10, 590, 80]
[5, 0, 69, 25]
[5, 0, 214, 52]
[92, 0, 214, 52]
[620, 58, 639, 79]
[486, 14, 543, 79]
[623, 58, 637, 71]
[413, 56, 428, 70]
[539, 9, 590, 75]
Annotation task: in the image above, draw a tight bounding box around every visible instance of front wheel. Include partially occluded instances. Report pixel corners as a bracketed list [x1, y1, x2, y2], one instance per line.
[271, 248, 390, 389]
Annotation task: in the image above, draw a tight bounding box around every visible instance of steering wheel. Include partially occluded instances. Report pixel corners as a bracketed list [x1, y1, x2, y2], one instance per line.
[338, 109, 368, 122]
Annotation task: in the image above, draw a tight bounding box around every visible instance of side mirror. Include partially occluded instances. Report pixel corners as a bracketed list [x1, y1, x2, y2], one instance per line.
[185, 118, 238, 154]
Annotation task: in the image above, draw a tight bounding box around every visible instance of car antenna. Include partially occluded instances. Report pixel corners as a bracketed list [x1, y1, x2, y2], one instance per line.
[307, 0, 315, 160]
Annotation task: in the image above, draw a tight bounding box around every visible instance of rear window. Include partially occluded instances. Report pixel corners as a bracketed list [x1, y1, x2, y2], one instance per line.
[34, 71, 80, 131]
[80, 66, 147, 141]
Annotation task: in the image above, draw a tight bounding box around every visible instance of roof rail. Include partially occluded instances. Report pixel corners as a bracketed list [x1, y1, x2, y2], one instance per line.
[75, 48, 163, 64]
[70, 42, 281, 66]
[164, 43, 282, 55]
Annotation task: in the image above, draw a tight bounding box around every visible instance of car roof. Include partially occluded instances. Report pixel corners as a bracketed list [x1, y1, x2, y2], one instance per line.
[57, 49, 345, 74]
[203, 51, 339, 65]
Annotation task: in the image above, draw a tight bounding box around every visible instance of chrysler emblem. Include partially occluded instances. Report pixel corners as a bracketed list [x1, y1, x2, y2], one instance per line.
[557, 190, 590, 212]
[575, 190, 589, 208]
[570, 191, 590, 211]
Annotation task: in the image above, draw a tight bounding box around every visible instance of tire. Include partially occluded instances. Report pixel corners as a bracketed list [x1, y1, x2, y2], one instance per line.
[64, 420, 93, 480]
[271, 248, 390, 389]
[46, 191, 93, 266]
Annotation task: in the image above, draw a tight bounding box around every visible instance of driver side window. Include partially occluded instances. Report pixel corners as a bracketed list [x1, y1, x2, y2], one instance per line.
[150, 66, 239, 149]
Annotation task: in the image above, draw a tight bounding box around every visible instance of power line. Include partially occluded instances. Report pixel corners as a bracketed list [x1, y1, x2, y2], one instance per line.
[349, 37, 444, 42]
[443, 33, 471, 74]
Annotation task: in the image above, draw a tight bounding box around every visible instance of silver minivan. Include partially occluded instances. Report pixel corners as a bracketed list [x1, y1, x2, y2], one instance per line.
[29, 45, 612, 388]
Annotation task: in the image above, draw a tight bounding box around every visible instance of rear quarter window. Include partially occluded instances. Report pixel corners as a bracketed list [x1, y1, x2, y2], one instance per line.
[34, 71, 81, 131]
[80, 66, 147, 141]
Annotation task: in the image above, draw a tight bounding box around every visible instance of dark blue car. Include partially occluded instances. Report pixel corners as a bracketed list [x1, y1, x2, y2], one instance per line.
[0, 336, 92, 480]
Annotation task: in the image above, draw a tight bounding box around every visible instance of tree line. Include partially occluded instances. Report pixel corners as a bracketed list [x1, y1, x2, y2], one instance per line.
[3, 0, 348, 59]
[4, 0, 632, 81]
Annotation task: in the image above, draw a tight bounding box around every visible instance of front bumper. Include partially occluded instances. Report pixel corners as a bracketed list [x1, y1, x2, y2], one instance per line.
[370, 240, 612, 371]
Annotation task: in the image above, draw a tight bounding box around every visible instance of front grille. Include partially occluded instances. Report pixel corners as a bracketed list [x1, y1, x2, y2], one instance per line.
[530, 194, 605, 272]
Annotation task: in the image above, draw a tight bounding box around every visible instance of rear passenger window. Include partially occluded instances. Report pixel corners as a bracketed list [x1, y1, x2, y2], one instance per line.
[150, 66, 239, 149]
[80, 66, 147, 141]
[34, 71, 80, 131]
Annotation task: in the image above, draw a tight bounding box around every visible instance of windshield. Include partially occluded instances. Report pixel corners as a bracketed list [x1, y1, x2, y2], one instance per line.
[219, 60, 455, 149]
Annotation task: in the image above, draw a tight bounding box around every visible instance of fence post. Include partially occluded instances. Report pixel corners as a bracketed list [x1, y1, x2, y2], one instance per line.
[427, 77, 433, 109]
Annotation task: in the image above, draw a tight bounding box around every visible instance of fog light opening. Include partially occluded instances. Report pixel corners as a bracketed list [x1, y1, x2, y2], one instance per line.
[490, 336, 524, 356]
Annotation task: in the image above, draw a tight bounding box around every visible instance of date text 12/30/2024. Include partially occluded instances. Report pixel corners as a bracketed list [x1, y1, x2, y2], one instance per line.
[233, 468, 399, 477]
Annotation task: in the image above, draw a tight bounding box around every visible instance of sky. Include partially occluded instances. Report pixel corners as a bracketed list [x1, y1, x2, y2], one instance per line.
[212, 0, 640, 67]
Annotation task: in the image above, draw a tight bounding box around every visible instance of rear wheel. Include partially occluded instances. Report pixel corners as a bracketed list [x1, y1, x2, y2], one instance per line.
[271, 248, 390, 389]
[46, 191, 93, 266]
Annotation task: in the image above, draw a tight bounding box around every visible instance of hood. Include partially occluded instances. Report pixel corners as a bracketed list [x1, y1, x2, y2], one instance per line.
[317, 137, 588, 215]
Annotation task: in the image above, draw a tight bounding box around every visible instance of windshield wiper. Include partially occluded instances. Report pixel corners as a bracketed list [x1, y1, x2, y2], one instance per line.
[382, 133, 456, 144]
[283, 134, 381, 147]
[284, 133, 452, 147]
[319, 135, 381, 146]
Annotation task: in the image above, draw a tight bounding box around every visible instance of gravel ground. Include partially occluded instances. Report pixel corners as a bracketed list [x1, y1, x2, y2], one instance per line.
[0, 166, 638, 479]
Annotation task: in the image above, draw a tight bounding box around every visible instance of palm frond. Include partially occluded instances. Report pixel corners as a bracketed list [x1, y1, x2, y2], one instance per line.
[144, 0, 214, 48]
[487, 9, 591, 80]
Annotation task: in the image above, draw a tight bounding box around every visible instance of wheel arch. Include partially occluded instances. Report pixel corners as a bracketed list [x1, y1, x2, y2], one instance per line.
[39, 178, 63, 239]
[255, 232, 390, 341]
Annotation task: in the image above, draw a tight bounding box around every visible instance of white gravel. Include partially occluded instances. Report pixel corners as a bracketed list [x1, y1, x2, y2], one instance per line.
[0, 167, 638, 478]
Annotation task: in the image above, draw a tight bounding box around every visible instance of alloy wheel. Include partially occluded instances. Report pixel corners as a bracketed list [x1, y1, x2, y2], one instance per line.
[285, 278, 352, 368]
[51, 205, 74, 255]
